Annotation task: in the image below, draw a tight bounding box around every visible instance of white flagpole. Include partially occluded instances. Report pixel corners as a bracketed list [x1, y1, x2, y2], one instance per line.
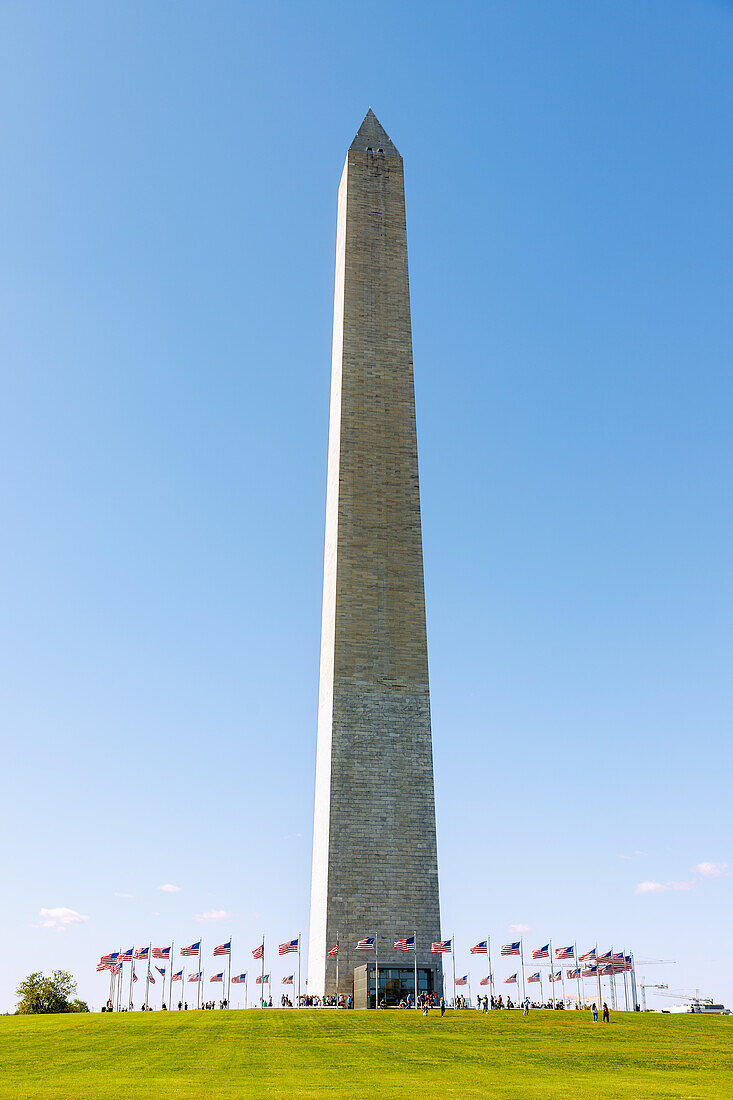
[610, 943, 618, 1011]
[452, 935, 456, 1009]
[487, 935, 493, 1005]
[108, 965, 114, 1009]
[261, 935, 265, 1007]
[297, 932, 301, 1009]
[574, 941, 582, 1008]
[520, 939, 526, 1006]
[145, 947, 151, 1009]
[161, 965, 165, 1010]
[335, 929, 339, 999]
[169, 942, 174, 1011]
[128, 953, 134, 1009]
[549, 939, 555, 1009]
[414, 931, 418, 1010]
[375, 934, 379, 1009]
[228, 935, 232, 1009]
[595, 943, 602, 1011]
[182, 966, 185, 1005]
[622, 949, 630, 1011]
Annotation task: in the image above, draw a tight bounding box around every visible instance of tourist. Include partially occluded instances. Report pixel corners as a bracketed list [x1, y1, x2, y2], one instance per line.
[591, 1002, 598, 1022]
[603, 1002, 610, 1023]
[440, 997, 445, 1017]
[523, 997, 530, 1017]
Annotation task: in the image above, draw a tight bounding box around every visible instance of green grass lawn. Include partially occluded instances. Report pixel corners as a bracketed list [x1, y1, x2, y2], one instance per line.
[1, 1008, 731, 1099]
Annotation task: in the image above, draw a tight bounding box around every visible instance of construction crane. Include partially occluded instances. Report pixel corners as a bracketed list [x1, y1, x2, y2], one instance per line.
[640, 982, 668, 1011]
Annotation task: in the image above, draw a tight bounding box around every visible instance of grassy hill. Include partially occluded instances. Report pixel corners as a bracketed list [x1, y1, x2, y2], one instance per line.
[1, 1008, 731, 1098]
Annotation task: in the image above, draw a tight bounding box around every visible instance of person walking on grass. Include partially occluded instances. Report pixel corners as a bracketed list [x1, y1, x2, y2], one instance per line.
[440, 997, 445, 1017]
[592, 1002, 598, 1022]
[523, 997, 530, 1017]
[603, 1002, 610, 1023]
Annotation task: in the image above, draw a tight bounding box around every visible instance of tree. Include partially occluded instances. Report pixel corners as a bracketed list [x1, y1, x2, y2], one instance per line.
[15, 970, 87, 1014]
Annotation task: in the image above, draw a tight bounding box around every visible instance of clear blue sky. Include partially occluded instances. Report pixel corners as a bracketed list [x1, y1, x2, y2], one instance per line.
[1, 0, 731, 1012]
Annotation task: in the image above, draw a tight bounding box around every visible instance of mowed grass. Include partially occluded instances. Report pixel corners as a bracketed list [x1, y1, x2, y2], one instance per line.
[1, 1008, 732, 1099]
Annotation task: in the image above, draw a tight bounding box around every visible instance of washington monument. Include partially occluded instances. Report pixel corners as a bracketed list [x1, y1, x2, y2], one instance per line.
[308, 111, 442, 1003]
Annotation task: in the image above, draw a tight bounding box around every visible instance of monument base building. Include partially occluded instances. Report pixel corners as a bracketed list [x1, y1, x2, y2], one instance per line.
[307, 111, 442, 1004]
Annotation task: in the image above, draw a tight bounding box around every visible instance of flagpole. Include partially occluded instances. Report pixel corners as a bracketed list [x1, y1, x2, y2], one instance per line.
[622, 948, 630, 1011]
[297, 932, 301, 1009]
[574, 941, 581, 1008]
[610, 943, 618, 1011]
[182, 966, 186, 1005]
[128, 950, 134, 1010]
[161, 965, 165, 1010]
[145, 946, 151, 1010]
[228, 935, 232, 1009]
[549, 939, 555, 1009]
[198, 939, 203, 1010]
[487, 934, 493, 1006]
[375, 934, 379, 1009]
[520, 939, 526, 1006]
[169, 941, 174, 1011]
[108, 965, 114, 1009]
[452, 935, 456, 1009]
[595, 943, 602, 1010]
[335, 929, 339, 999]
[630, 951, 638, 1011]
[261, 935, 265, 1007]
[414, 931, 418, 1010]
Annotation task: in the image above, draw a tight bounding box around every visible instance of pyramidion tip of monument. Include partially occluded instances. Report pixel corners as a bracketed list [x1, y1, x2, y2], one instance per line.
[349, 108, 400, 156]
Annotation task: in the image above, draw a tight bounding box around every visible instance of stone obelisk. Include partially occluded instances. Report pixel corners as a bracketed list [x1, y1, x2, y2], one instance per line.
[308, 111, 441, 1002]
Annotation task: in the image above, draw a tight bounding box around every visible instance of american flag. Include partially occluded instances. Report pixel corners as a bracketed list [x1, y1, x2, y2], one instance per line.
[532, 944, 549, 960]
[470, 941, 487, 955]
[555, 945, 574, 960]
[600, 964, 614, 976]
[356, 938, 375, 951]
[504, 973, 518, 984]
[394, 936, 415, 952]
[147, 972, 155, 984]
[232, 974, 247, 984]
[597, 950, 612, 963]
[455, 975, 468, 986]
[96, 962, 112, 972]
[252, 943, 264, 960]
[479, 975, 492, 986]
[279, 939, 299, 955]
[327, 945, 339, 957]
[527, 972, 541, 983]
[100, 953, 118, 964]
[214, 941, 231, 957]
[282, 975, 294, 985]
[134, 947, 149, 961]
[582, 965, 598, 977]
[112, 963, 122, 975]
[119, 948, 134, 963]
[132, 972, 138, 983]
[549, 971, 562, 983]
[152, 947, 171, 960]
[187, 972, 201, 983]
[432, 940, 452, 953]
[210, 973, 224, 983]
[181, 942, 200, 957]
[501, 942, 520, 956]
[172, 970, 183, 982]
[156, 967, 166, 978]
[613, 953, 625, 966]
[255, 974, 270, 984]
[567, 968, 581, 979]
[578, 948, 596, 962]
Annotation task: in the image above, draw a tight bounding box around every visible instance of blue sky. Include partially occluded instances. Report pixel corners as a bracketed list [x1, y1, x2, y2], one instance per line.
[1, 0, 731, 1012]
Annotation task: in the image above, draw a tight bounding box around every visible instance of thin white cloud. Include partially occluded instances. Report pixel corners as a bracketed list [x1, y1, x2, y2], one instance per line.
[194, 909, 231, 923]
[158, 884, 181, 893]
[151, 912, 161, 917]
[32, 907, 89, 931]
[635, 879, 695, 894]
[635, 881, 668, 893]
[508, 923, 533, 933]
[114, 892, 135, 899]
[696, 861, 728, 878]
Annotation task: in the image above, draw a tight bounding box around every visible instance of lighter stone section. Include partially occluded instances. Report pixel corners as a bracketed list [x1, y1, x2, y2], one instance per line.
[308, 113, 441, 999]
